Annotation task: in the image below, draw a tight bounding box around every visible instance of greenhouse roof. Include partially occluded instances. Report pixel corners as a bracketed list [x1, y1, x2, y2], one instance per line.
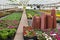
[28, 0, 60, 4]
[0, 0, 60, 5]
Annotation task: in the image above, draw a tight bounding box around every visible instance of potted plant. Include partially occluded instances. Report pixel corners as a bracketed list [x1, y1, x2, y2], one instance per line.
[23, 26, 37, 40]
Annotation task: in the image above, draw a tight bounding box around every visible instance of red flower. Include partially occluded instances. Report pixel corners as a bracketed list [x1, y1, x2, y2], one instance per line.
[0, 20, 2, 22]
[57, 35, 60, 40]
[8, 26, 15, 29]
[23, 31, 27, 35]
[28, 27, 33, 31]
[55, 33, 60, 40]
[13, 20, 18, 25]
[50, 30, 56, 36]
[50, 31, 54, 34]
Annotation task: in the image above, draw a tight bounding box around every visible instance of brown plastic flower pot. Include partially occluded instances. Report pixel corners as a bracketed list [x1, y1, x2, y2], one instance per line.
[51, 9, 56, 28]
[32, 16, 41, 29]
[46, 14, 53, 29]
[41, 14, 47, 30]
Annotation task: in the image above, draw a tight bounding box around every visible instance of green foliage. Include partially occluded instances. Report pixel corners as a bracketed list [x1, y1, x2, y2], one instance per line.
[0, 12, 22, 29]
[1, 12, 22, 20]
[0, 28, 16, 40]
[35, 30, 46, 40]
[0, 12, 22, 40]
[57, 19, 60, 23]
[39, 35, 46, 40]
[26, 9, 40, 19]
[27, 14, 32, 19]
[56, 11, 60, 15]
[54, 28, 58, 33]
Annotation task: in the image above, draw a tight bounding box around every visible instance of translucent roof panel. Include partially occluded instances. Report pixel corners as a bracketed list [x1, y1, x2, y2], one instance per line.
[0, 0, 19, 5]
[0, 0, 8, 4]
[0, 0, 60, 5]
[28, 0, 60, 4]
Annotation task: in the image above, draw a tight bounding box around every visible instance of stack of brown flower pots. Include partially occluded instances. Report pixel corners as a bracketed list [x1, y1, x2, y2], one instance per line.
[51, 9, 56, 28]
[32, 15, 41, 29]
[32, 9, 57, 30]
[46, 14, 53, 29]
[41, 14, 47, 30]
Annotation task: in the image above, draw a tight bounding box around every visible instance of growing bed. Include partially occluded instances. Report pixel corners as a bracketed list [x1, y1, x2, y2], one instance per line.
[0, 11, 11, 18]
[0, 12, 22, 40]
[23, 26, 60, 40]
[26, 9, 40, 19]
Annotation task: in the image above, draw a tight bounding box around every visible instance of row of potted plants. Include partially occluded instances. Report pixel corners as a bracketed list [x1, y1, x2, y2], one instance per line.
[0, 28, 16, 40]
[0, 12, 22, 40]
[0, 12, 22, 20]
[23, 26, 60, 40]
[26, 9, 40, 19]
[0, 11, 11, 18]
[0, 20, 19, 28]
[0, 20, 19, 40]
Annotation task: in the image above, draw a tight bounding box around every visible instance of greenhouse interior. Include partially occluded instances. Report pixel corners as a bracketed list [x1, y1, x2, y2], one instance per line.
[0, 0, 60, 40]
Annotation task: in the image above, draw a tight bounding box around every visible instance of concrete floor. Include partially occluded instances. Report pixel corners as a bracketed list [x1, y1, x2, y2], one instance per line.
[14, 9, 28, 40]
[57, 23, 60, 29]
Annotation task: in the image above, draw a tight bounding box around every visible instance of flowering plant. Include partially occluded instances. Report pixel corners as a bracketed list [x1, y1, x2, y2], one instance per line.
[23, 26, 52, 40]
[35, 30, 52, 40]
[43, 28, 60, 40]
[23, 26, 36, 37]
[0, 20, 19, 29]
[49, 29, 60, 40]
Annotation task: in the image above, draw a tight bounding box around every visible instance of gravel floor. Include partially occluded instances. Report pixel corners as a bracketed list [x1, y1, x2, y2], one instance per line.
[57, 23, 60, 29]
